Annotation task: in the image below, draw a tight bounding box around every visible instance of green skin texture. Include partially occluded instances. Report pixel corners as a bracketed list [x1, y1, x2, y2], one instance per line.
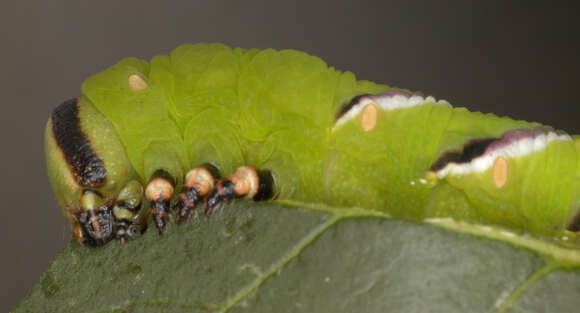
[48, 43, 580, 239]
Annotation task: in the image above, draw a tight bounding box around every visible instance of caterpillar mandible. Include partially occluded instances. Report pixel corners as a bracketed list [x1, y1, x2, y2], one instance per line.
[44, 43, 580, 247]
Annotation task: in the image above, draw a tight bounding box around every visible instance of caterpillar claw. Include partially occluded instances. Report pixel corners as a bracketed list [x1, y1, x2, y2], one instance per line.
[65, 165, 272, 244]
[177, 189, 200, 223]
[69, 189, 114, 246]
[76, 205, 114, 247]
[151, 201, 170, 234]
[206, 180, 236, 213]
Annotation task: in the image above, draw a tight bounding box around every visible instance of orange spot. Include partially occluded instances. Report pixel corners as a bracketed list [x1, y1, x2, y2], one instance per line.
[73, 223, 84, 242]
[145, 177, 174, 201]
[128, 74, 148, 91]
[361, 102, 378, 131]
[151, 209, 169, 216]
[185, 168, 215, 196]
[229, 166, 259, 198]
[91, 218, 101, 234]
[493, 156, 508, 188]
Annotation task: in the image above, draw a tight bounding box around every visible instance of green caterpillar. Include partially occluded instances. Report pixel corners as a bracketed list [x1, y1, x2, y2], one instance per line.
[44, 43, 580, 246]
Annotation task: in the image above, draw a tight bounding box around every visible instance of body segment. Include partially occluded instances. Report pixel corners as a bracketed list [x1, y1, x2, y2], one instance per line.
[45, 43, 580, 246]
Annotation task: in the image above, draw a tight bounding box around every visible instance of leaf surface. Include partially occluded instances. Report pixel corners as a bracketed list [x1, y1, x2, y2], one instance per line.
[14, 201, 580, 313]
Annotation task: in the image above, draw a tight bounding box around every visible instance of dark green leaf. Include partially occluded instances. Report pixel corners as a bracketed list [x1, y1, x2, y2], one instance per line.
[13, 201, 580, 313]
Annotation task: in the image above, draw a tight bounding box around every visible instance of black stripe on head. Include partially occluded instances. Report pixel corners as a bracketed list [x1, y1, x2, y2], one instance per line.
[51, 98, 107, 187]
[335, 94, 369, 121]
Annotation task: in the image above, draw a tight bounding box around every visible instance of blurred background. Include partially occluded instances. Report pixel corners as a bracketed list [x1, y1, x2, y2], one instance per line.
[0, 1, 578, 311]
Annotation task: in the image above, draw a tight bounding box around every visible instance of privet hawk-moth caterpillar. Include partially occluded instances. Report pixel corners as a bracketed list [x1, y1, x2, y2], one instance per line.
[44, 43, 580, 247]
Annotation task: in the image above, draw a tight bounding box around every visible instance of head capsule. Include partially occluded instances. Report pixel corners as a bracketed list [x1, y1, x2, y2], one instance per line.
[44, 97, 143, 246]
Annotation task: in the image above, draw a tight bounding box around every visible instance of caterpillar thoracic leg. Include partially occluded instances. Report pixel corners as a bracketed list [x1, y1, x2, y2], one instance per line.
[206, 179, 237, 213]
[205, 166, 274, 213]
[145, 170, 175, 234]
[73, 189, 114, 246]
[176, 167, 216, 223]
[112, 180, 145, 243]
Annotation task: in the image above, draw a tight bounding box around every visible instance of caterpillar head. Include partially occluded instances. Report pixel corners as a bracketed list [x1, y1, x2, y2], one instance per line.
[44, 97, 145, 246]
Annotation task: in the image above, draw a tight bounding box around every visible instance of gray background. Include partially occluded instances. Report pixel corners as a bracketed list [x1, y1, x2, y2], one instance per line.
[1, 1, 578, 311]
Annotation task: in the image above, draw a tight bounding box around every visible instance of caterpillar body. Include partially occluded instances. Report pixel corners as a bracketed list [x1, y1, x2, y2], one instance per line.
[44, 43, 580, 246]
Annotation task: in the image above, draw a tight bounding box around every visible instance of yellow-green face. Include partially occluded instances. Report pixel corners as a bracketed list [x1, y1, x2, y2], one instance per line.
[44, 97, 140, 245]
[44, 43, 580, 247]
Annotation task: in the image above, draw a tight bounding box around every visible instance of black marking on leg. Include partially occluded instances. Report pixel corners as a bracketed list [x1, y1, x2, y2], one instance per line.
[253, 170, 276, 201]
[206, 180, 236, 213]
[127, 223, 144, 238]
[176, 164, 218, 223]
[51, 98, 107, 187]
[77, 207, 114, 247]
[115, 218, 131, 243]
[430, 138, 496, 171]
[151, 200, 170, 234]
[146, 169, 176, 234]
[177, 187, 201, 224]
[116, 218, 144, 243]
